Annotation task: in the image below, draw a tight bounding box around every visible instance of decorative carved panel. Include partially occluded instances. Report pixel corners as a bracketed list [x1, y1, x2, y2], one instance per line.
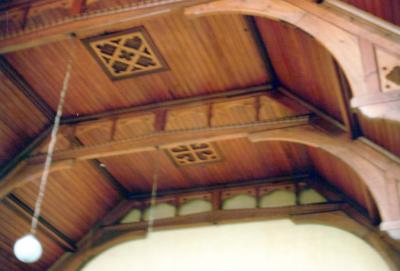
[114, 114, 155, 139]
[165, 105, 209, 131]
[211, 97, 257, 126]
[76, 120, 113, 144]
[83, 26, 168, 80]
[166, 142, 222, 167]
[376, 48, 400, 92]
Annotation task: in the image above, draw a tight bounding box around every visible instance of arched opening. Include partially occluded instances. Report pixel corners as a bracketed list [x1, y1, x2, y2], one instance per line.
[81, 220, 391, 271]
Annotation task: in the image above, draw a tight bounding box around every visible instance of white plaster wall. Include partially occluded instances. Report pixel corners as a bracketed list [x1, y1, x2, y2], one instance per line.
[82, 220, 390, 271]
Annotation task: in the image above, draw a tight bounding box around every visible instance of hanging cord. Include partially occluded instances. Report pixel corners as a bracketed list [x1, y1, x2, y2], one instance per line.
[147, 146, 161, 233]
[30, 60, 72, 235]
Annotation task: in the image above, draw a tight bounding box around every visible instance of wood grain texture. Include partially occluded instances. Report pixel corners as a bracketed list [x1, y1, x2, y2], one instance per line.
[341, 0, 400, 26]
[94, 139, 311, 193]
[308, 146, 379, 222]
[358, 113, 400, 157]
[5, 13, 270, 117]
[0, 70, 48, 167]
[255, 18, 346, 124]
[0, 202, 64, 271]
[11, 161, 120, 241]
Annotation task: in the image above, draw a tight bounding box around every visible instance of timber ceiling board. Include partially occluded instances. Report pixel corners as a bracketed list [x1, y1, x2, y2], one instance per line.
[255, 18, 345, 125]
[91, 139, 311, 193]
[0, 203, 64, 271]
[340, 0, 400, 26]
[0, 70, 48, 167]
[358, 113, 400, 157]
[85, 0, 142, 11]
[11, 161, 120, 241]
[308, 147, 379, 222]
[71, 92, 311, 192]
[5, 13, 270, 117]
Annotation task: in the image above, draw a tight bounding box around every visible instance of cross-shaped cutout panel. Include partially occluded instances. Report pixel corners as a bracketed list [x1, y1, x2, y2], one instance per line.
[83, 26, 168, 80]
[166, 143, 222, 167]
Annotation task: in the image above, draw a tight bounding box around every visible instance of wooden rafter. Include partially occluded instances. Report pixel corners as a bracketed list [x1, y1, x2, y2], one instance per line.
[3, 195, 76, 252]
[278, 87, 346, 131]
[0, 159, 75, 199]
[0, 56, 54, 119]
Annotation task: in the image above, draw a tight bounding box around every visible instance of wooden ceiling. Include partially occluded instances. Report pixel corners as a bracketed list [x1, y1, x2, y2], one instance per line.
[341, 0, 400, 26]
[0, 0, 399, 270]
[5, 13, 269, 116]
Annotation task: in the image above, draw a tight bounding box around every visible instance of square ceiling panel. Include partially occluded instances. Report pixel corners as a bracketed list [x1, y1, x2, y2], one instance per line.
[83, 26, 168, 80]
[166, 143, 222, 167]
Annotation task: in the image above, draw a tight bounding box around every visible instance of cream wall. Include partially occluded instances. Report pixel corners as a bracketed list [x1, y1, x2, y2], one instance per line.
[82, 220, 390, 271]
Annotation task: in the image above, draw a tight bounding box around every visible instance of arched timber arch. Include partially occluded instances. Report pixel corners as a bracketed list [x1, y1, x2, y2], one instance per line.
[185, 0, 367, 98]
[249, 125, 400, 239]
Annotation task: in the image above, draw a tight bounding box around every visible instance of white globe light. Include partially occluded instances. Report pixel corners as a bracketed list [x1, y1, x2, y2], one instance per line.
[13, 234, 43, 263]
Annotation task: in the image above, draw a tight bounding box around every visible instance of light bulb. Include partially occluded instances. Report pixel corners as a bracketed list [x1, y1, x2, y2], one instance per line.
[13, 234, 42, 263]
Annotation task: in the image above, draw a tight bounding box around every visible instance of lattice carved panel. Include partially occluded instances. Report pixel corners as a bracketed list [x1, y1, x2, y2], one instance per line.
[166, 143, 222, 167]
[83, 26, 168, 80]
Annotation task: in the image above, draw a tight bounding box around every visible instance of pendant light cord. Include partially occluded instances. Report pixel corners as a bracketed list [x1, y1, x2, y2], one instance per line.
[147, 147, 161, 233]
[31, 60, 72, 235]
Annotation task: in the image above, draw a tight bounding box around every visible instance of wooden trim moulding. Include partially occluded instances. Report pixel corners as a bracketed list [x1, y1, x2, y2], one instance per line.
[0, 0, 212, 54]
[28, 114, 312, 164]
[61, 84, 274, 124]
[128, 173, 309, 200]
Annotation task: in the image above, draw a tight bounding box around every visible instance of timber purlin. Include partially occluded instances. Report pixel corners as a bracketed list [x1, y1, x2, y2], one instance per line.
[0, 56, 54, 120]
[6, 194, 77, 252]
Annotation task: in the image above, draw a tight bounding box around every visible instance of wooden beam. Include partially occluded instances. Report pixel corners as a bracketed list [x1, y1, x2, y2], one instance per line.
[245, 16, 279, 86]
[0, 0, 211, 53]
[287, 0, 400, 53]
[357, 38, 381, 94]
[308, 174, 378, 224]
[3, 194, 76, 252]
[248, 124, 400, 237]
[333, 60, 361, 138]
[70, 0, 86, 15]
[63, 137, 131, 198]
[0, 56, 54, 119]
[278, 87, 346, 130]
[128, 174, 309, 200]
[87, 159, 130, 198]
[323, 0, 400, 38]
[28, 114, 311, 164]
[61, 84, 274, 125]
[351, 90, 400, 108]
[103, 202, 345, 233]
[358, 137, 400, 166]
[0, 125, 51, 178]
[0, 159, 75, 199]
